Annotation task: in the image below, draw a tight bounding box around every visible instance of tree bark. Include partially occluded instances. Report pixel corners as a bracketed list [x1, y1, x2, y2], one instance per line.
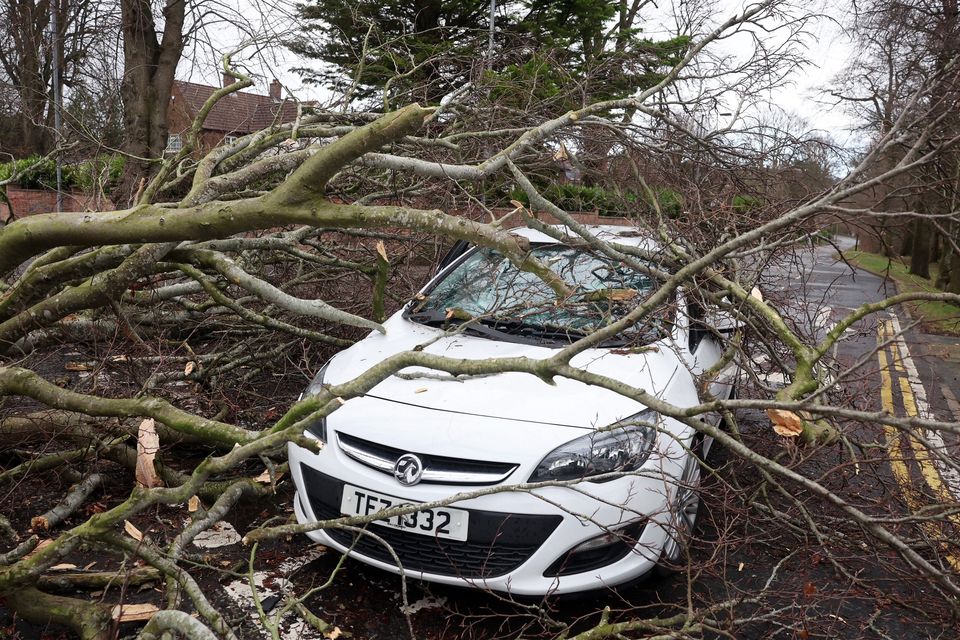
[909, 218, 932, 278]
[950, 223, 960, 294]
[7, 587, 113, 640]
[119, 0, 186, 193]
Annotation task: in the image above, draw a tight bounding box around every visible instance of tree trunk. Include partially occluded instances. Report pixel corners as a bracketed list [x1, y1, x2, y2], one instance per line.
[899, 222, 914, 256]
[118, 0, 186, 198]
[950, 224, 960, 294]
[909, 218, 932, 279]
[935, 230, 951, 289]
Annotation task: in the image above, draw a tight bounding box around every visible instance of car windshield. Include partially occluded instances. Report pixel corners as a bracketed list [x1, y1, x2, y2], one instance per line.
[408, 245, 670, 346]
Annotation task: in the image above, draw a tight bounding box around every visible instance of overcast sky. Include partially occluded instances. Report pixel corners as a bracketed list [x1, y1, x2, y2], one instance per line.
[184, 0, 860, 143]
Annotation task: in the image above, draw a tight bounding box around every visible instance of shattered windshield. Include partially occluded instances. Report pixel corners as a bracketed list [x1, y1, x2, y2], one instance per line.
[408, 245, 670, 346]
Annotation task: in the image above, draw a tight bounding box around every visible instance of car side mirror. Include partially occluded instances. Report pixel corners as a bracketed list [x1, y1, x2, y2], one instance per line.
[706, 308, 744, 334]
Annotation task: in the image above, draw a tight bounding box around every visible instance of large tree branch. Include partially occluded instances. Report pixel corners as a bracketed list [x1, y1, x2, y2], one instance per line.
[267, 103, 434, 206]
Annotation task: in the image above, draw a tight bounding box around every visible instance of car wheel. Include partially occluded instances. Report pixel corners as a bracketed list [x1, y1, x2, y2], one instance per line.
[655, 439, 703, 575]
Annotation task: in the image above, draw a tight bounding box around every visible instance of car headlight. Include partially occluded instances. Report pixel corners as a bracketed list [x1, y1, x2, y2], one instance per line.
[299, 361, 331, 442]
[528, 409, 658, 483]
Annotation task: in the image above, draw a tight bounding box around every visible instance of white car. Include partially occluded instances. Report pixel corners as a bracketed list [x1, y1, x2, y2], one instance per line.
[288, 225, 737, 596]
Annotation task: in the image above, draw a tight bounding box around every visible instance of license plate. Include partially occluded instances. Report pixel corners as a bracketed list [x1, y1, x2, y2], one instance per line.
[340, 484, 469, 542]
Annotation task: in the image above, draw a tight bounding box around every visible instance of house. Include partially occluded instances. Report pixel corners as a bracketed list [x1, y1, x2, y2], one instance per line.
[166, 74, 305, 154]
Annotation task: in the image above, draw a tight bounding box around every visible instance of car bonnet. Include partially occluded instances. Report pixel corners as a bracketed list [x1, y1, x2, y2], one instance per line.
[322, 314, 683, 434]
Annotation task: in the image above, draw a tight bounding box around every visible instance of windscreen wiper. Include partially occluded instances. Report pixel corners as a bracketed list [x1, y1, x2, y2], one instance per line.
[408, 311, 516, 341]
[480, 318, 592, 342]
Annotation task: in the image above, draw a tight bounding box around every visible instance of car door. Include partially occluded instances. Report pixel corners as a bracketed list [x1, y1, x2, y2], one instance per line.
[683, 297, 736, 410]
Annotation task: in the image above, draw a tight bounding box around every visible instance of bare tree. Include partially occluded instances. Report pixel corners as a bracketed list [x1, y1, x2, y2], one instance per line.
[0, 0, 109, 155]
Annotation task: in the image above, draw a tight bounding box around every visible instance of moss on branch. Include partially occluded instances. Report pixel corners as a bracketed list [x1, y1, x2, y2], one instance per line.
[268, 103, 434, 205]
[7, 587, 113, 640]
[0, 366, 256, 445]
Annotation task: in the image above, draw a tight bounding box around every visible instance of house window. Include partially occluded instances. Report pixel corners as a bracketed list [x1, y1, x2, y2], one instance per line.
[166, 134, 182, 153]
[224, 135, 238, 145]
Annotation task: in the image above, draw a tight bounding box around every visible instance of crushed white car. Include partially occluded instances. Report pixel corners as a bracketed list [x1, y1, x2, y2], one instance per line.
[289, 225, 738, 595]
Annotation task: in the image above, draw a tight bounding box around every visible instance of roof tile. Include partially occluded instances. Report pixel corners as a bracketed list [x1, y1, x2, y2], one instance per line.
[173, 80, 304, 134]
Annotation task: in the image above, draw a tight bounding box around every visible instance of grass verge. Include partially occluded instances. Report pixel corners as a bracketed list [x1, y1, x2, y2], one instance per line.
[841, 250, 960, 336]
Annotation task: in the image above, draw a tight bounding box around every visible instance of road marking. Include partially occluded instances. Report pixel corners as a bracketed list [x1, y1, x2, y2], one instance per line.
[878, 320, 960, 570]
[815, 306, 832, 330]
[897, 375, 960, 523]
[877, 345, 920, 508]
[888, 316, 960, 502]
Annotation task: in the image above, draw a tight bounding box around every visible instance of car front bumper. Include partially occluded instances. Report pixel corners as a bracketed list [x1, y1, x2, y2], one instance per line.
[289, 439, 683, 596]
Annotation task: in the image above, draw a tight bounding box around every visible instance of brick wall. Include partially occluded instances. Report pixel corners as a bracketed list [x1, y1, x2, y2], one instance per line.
[1, 186, 114, 222]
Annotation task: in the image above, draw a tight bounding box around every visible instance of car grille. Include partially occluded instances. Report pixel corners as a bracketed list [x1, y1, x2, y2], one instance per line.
[301, 465, 562, 578]
[337, 432, 518, 485]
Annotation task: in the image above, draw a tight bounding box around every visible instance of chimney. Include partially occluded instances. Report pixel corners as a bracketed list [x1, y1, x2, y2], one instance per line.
[222, 72, 236, 88]
[269, 78, 282, 101]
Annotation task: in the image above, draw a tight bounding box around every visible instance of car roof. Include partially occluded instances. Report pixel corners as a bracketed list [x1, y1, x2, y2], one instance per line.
[509, 224, 662, 251]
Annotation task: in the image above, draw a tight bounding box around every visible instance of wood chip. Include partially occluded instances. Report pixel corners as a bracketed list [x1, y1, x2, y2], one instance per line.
[767, 409, 803, 438]
[184, 361, 197, 375]
[254, 469, 279, 483]
[414, 387, 428, 394]
[84, 561, 96, 570]
[109, 354, 129, 363]
[605, 288, 638, 301]
[64, 362, 92, 372]
[24, 539, 54, 559]
[124, 520, 144, 541]
[188, 495, 201, 513]
[375, 240, 389, 263]
[135, 418, 163, 488]
[50, 563, 78, 571]
[111, 603, 160, 622]
[324, 627, 342, 640]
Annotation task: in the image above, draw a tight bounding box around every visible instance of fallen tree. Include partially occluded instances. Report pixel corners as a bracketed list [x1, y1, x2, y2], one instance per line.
[2, 1, 960, 638]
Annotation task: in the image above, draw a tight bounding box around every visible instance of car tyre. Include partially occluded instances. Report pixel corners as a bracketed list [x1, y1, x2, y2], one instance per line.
[654, 437, 703, 576]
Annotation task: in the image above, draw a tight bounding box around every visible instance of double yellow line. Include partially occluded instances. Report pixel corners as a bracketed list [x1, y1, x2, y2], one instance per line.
[878, 320, 960, 569]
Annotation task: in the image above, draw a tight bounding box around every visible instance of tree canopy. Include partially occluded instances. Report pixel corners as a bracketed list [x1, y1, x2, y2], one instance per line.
[289, 0, 691, 107]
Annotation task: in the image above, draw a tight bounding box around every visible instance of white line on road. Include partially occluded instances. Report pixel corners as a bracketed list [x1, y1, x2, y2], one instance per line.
[889, 315, 960, 502]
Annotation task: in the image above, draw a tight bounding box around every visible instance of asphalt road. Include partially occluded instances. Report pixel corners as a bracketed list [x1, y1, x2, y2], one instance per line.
[765, 238, 960, 588]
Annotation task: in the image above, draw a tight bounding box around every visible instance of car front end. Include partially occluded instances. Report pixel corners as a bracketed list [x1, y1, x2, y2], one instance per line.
[288, 317, 698, 596]
[289, 227, 712, 595]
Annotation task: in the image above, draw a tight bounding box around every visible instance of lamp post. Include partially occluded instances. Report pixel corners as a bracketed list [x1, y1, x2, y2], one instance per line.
[486, 0, 496, 72]
[50, 0, 63, 212]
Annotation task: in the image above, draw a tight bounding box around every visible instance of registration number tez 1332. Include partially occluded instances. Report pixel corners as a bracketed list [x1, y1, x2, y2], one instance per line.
[340, 484, 469, 542]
